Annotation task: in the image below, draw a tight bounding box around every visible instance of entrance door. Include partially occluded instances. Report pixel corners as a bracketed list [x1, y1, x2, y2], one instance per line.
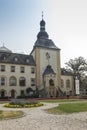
[11, 90, 15, 98]
[1, 91, 5, 98]
[49, 79, 55, 97]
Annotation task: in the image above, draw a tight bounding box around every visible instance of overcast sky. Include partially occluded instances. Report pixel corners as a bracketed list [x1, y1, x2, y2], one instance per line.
[0, 0, 87, 67]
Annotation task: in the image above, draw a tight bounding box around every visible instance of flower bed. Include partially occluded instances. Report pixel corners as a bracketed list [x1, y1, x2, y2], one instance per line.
[4, 99, 43, 108]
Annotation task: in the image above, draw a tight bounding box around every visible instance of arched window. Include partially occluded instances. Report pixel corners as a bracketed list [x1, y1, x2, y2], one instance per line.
[0, 77, 6, 86]
[61, 79, 64, 88]
[19, 77, 26, 86]
[49, 79, 54, 86]
[66, 79, 70, 88]
[10, 76, 17, 86]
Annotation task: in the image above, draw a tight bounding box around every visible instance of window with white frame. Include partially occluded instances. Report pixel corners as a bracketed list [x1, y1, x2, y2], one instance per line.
[11, 66, 15, 72]
[19, 77, 26, 86]
[31, 78, 35, 86]
[20, 66, 25, 73]
[61, 79, 64, 88]
[31, 67, 35, 73]
[1, 65, 5, 71]
[10, 76, 17, 86]
[0, 77, 6, 86]
[66, 79, 70, 88]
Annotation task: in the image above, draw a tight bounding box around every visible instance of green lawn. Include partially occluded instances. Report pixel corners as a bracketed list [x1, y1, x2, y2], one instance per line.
[41, 99, 84, 103]
[0, 101, 9, 104]
[0, 110, 24, 120]
[46, 102, 87, 114]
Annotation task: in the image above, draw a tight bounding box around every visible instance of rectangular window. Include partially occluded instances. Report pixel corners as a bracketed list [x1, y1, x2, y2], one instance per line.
[19, 77, 25, 86]
[31, 78, 35, 86]
[1, 65, 5, 71]
[11, 66, 15, 72]
[0, 77, 5, 86]
[66, 79, 70, 88]
[31, 67, 35, 74]
[61, 79, 64, 88]
[20, 67, 24, 73]
[20, 90, 25, 96]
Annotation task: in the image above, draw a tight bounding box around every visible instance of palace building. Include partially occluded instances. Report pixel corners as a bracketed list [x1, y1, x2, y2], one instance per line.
[0, 18, 74, 98]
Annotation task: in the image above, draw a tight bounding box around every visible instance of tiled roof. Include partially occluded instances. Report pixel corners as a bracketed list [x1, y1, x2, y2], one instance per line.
[0, 52, 35, 65]
[43, 65, 55, 75]
[34, 38, 59, 50]
[34, 18, 60, 50]
[61, 68, 73, 76]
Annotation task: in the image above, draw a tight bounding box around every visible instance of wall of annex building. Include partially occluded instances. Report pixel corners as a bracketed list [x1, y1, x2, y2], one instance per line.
[61, 75, 74, 94]
[0, 63, 36, 97]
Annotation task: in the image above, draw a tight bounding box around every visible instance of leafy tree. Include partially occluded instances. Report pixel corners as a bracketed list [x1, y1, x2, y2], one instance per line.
[65, 57, 87, 81]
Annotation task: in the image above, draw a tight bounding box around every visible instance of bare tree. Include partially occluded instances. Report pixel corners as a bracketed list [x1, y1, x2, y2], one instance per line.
[65, 56, 87, 80]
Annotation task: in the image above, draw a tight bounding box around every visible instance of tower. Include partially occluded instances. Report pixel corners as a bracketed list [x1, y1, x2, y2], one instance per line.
[31, 15, 61, 97]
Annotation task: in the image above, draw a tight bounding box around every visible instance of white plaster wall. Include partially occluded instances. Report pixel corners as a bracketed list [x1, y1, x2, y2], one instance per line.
[61, 75, 74, 92]
[40, 48, 58, 86]
[0, 63, 36, 97]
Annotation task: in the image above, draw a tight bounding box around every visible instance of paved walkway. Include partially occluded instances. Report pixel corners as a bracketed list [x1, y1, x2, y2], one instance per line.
[0, 102, 87, 130]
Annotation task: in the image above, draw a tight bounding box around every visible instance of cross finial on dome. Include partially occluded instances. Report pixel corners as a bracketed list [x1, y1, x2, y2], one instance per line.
[42, 11, 43, 20]
[37, 12, 49, 39]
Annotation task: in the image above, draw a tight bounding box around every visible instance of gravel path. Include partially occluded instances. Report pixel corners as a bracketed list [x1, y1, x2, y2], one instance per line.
[0, 102, 87, 130]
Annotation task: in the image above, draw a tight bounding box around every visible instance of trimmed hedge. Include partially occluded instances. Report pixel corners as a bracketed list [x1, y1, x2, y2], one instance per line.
[4, 99, 43, 108]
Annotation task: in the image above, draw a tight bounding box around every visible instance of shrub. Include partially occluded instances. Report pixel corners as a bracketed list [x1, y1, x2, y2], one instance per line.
[4, 99, 43, 108]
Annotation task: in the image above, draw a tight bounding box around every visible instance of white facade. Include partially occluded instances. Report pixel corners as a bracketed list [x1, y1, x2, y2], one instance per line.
[61, 75, 74, 95]
[0, 62, 36, 98]
[40, 49, 58, 78]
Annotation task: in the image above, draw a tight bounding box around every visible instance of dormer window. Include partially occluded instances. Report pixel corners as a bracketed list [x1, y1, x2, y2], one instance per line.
[26, 58, 29, 63]
[1, 54, 6, 60]
[3, 56, 6, 60]
[14, 57, 18, 62]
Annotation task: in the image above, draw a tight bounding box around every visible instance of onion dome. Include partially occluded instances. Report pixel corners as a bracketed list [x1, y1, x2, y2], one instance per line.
[37, 18, 49, 39]
[40, 19, 45, 26]
[34, 13, 60, 50]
